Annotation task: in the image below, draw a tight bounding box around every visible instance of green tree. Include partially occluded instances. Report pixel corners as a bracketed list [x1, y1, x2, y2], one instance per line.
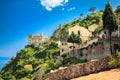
[102, 2, 118, 55]
[89, 7, 96, 13]
[80, 13, 84, 18]
[115, 5, 120, 13]
[67, 32, 82, 56]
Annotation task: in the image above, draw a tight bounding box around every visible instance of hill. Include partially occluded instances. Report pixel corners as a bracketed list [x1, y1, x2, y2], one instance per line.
[51, 12, 103, 41]
[0, 12, 104, 80]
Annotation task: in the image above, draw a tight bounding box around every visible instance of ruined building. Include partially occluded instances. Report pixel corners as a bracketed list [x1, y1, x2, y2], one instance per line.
[116, 8, 120, 37]
[28, 32, 50, 47]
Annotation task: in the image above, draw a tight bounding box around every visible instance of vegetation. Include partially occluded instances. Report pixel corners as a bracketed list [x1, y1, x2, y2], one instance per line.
[1, 3, 120, 80]
[67, 32, 82, 56]
[109, 44, 120, 68]
[115, 5, 120, 13]
[109, 52, 120, 68]
[89, 7, 96, 13]
[52, 11, 103, 41]
[102, 2, 118, 55]
[0, 41, 61, 79]
[0, 41, 85, 79]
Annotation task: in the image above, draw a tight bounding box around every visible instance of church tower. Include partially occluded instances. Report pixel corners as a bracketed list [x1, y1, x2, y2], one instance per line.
[116, 7, 120, 37]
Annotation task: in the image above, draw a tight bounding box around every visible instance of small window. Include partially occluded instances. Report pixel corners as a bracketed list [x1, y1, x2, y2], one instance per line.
[69, 46, 72, 49]
[62, 43, 64, 45]
[65, 43, 67, 45]
[78, 31, 80, 35]
[104, 32, 106, 34]
[62, 49, 64, 52]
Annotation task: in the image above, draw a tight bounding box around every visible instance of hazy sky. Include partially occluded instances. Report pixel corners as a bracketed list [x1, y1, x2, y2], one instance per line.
[0, 0, 120, 57]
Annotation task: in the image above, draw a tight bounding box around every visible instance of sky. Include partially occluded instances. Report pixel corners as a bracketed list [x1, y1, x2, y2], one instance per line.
[0, 0, 120, 57]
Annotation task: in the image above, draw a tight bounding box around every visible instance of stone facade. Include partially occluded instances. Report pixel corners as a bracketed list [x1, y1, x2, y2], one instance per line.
[117, 12, 120, 37]
[68, 40, 110, 61]
[42, 57, 110, 80]
[69, 25, 92, 42]
[28, 32, 50, 47]
[88, 24, 99, 32]
[60, 42, 80, 56]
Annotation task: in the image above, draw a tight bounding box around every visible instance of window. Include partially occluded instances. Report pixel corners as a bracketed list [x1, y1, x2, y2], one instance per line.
[62, 49, 64, 52]
[118, 18, 120, 25]
[65, 43, 67, 45]
[78, 31, 80, 35]
[62, 43, 64, 45]
[69, 46, 72, 49]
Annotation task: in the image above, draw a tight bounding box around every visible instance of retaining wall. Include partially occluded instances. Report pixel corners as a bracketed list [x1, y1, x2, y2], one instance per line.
[42, 57, 110, 80]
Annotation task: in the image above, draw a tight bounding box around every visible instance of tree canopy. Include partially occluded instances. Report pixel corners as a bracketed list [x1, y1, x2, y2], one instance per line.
[67, 32, 82, 44]
[102, 2, 118, 34]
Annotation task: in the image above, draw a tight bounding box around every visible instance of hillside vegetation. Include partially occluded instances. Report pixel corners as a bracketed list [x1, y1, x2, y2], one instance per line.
[51, 12, 103, 41]
[1, 41, 84, 79]
[0, 12, 103, 80]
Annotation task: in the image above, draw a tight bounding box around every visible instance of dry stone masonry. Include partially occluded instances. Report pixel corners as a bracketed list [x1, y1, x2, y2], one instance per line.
[42, 57, 110, 80]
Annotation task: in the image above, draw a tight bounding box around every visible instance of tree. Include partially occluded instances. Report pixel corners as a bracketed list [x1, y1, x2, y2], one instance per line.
[89, 7, 96, 13]
[115, 5, 120, 13]
[80, 13, 84, 18]
[102, 2, 118, 55]
[67, 32, 82, 56]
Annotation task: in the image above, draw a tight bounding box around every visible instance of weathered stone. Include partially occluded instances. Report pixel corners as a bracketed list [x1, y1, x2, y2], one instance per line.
[42, 57, 110, 80]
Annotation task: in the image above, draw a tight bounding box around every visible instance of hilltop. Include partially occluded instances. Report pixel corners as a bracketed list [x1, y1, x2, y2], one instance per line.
[51, 11, 103, 41]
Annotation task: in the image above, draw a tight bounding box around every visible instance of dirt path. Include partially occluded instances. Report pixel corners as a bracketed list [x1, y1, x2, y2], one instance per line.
[71, 68, 120, 80]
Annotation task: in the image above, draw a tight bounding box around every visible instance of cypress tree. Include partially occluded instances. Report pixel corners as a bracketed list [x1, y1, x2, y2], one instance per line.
[102, 2, 118, 55]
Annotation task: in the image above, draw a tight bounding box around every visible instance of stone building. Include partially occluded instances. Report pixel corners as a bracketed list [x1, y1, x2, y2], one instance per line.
[28, 32, 50, 47]
[60, 25, 93, 55]
[116, 9, 120, 37]
[69, 25, 92, 42]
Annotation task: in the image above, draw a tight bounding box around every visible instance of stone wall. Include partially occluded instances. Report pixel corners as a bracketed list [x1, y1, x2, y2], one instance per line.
[68, 41, 110, 61]
[42, 57, 110, 80]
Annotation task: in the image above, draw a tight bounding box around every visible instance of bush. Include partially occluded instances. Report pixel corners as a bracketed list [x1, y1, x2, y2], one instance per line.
[24, 64, 33, 72]
[109, 52, 120, 68]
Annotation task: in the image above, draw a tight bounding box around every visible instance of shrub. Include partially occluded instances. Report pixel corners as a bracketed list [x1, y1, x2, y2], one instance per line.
[109, 52, 120, 68]
[24, 65, 33, 72]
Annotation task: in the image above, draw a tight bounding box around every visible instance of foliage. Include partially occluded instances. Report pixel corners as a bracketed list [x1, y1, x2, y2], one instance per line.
[20, 77, 30, 80]
[115, 5, 120, 13]
[67, 32, 82, 55]
[102, 2, 118, 33]
[1, 41, 60, 79]
[24, 65, 33, 72]
[51, 12, 103, 41]
[102, 2, 118, 55]
[89, 7, 96, 13]
[67, 32, 82, 44]
[2, 5, 118, 79]
[109, 52, 120, 68]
